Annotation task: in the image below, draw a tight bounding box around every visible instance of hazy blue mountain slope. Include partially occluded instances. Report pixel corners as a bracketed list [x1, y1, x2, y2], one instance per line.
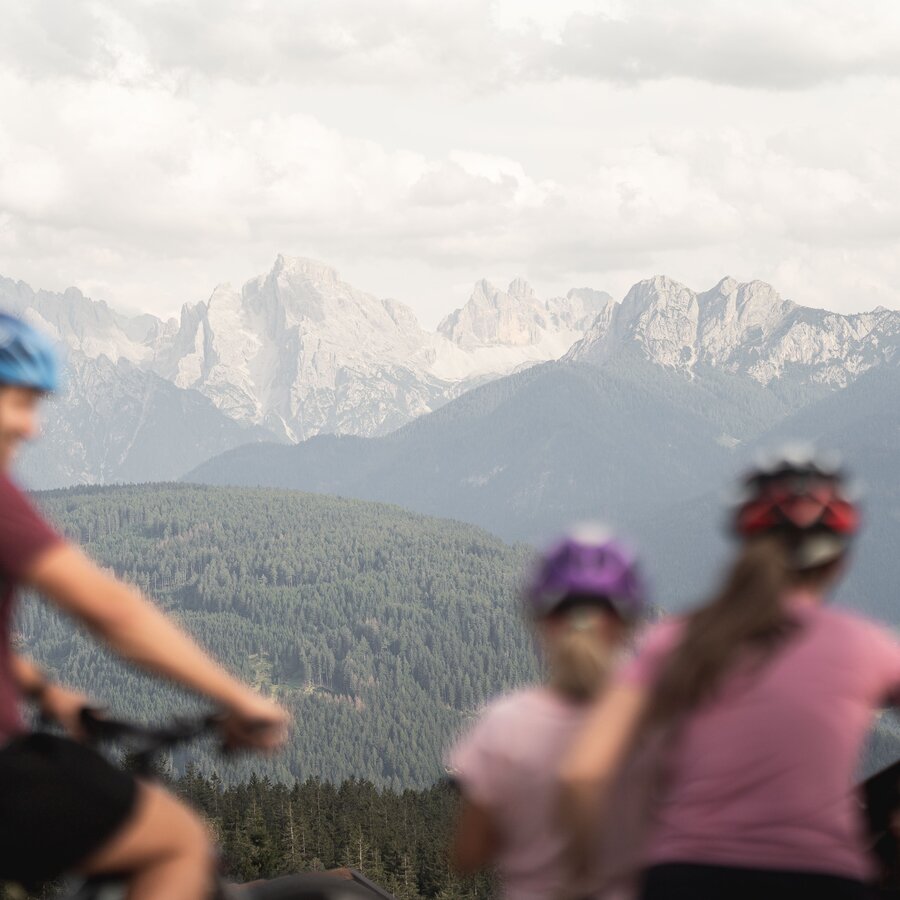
[185, 358, 815, 543]
[185, 356, 900, 623]
[15, 356, 277, 489]
[633, 364, 900, 620]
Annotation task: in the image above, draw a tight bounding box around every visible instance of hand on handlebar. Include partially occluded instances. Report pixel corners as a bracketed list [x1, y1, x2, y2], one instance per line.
[39, 684, 98, 740]
[219, 691, 290, 752]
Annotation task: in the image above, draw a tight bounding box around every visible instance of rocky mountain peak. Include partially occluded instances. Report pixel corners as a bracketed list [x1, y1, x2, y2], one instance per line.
[568, 274, 900, 386]
[244, 256, 353, 327]
[713, 275, 739, 295]
[507, 277, 536, 301]
[0, 277, 167, 364]
[437, 279, 513, 348]
[437, 276, 598, 352]
[620, 275, 696, 313]
[271, 254, 340, 284]
[13, 257, 900, 473]
[206, 282, 240, 310]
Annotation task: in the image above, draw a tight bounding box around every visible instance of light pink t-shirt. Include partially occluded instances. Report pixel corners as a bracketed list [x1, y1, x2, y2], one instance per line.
[448, 687, 588, 900]
[620, 598, 900, 880]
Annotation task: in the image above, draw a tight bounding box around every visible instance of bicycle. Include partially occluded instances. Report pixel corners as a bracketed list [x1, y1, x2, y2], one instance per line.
[51, 709, 387, 900]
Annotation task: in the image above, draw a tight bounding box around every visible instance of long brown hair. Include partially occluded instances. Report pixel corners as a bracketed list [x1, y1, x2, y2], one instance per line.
[645, 534, 819, 728]
[593, 535, 840, 894]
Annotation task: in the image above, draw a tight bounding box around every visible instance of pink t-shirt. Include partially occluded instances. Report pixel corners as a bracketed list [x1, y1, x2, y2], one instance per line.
[620, 598, 900, 880]
[448, 687, 588, 900]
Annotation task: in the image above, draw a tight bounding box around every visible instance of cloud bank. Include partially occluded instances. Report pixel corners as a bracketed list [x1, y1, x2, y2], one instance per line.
[2, 0, 900, 321]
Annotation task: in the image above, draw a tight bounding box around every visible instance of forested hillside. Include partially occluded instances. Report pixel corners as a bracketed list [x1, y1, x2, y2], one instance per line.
[20, 482, 899, 794]
[174, 771, 489, 898]
[19, 485, 536, 788]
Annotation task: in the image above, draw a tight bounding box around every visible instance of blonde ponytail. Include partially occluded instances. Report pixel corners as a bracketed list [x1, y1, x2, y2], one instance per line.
[545, 609, 617, 702]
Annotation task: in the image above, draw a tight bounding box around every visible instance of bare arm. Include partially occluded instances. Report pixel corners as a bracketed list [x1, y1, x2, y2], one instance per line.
[24, 543, 288, 746]
[558, 682, 649, 875]
[450, 795, 502, 875]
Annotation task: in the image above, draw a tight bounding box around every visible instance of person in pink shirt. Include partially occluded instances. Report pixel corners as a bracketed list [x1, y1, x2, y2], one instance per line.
[447, 525, 647, 900]
[562, 449, 897, 900]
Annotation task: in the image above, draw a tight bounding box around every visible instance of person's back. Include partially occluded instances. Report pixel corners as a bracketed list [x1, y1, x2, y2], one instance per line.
[562, 449, 887, 900]
[448, 526, 647, 899]
[449, 687, 589, 899]
[624, 599, 900, 882]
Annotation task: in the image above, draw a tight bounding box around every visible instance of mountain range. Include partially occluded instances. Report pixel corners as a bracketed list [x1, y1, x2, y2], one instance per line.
[178, 275, 900, 622]
[3, 258, 613, 485]
[7, 258, 900, 619]
[568, 275, 900, 386]
[7, 260, 900, 490]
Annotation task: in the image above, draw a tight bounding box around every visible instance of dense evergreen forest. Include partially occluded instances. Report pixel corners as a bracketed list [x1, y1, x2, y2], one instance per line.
[174, 770, 490, 897]
[19, 484, 538, 787]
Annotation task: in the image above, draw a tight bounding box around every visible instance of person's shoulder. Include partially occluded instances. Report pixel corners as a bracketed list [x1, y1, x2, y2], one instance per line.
[817, 605, 900, 650]
[819, 604, 890, 632]
[0, 472, 64, 578]
[634, 616, 685, 654]
[467, 686, 553, 732]
[0, 471, 25, 500]
[450, 688, 541, 763]
[0, 472, 43, 520]
[615, 616, 685, 688]
[0, 472, 55, 520]
[477, 686, 544, 719]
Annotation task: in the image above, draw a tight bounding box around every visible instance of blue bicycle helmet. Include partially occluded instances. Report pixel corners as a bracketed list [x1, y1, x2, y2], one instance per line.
[0, 313, 60, 392]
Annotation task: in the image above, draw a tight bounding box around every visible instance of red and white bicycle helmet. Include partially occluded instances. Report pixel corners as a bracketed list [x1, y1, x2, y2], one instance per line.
[731, 445, 860, 568]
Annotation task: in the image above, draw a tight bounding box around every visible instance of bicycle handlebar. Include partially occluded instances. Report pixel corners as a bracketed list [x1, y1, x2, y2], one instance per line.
[79, 707, 221, 743]
[78, 707, 223, 776]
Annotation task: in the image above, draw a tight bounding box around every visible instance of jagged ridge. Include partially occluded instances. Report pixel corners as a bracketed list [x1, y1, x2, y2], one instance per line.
[6, 263, 900, 489]
[567, 275, 900, 385]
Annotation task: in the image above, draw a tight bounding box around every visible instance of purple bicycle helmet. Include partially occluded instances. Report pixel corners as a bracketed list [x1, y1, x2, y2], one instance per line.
[525, 524, 646, 623]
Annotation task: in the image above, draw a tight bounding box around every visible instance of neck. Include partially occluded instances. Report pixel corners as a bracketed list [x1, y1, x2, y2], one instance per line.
[785, 587, 822, 607]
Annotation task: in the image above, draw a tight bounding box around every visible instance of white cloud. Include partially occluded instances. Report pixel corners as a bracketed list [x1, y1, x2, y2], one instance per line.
[0, 0, 526, 91]
[542, 1, 900, 90]
[2, 0, 900, 323]
[7, 0, 900, 93]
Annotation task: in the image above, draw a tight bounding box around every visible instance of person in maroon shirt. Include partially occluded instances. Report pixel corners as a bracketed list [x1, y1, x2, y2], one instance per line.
[0, 312, 290, 898]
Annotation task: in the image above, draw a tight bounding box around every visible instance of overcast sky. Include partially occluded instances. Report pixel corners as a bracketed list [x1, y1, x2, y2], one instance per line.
[3, 0, 900, 326]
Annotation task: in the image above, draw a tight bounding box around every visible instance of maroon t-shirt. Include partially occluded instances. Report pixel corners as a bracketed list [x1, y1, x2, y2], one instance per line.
[0, 473, 62, 741]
